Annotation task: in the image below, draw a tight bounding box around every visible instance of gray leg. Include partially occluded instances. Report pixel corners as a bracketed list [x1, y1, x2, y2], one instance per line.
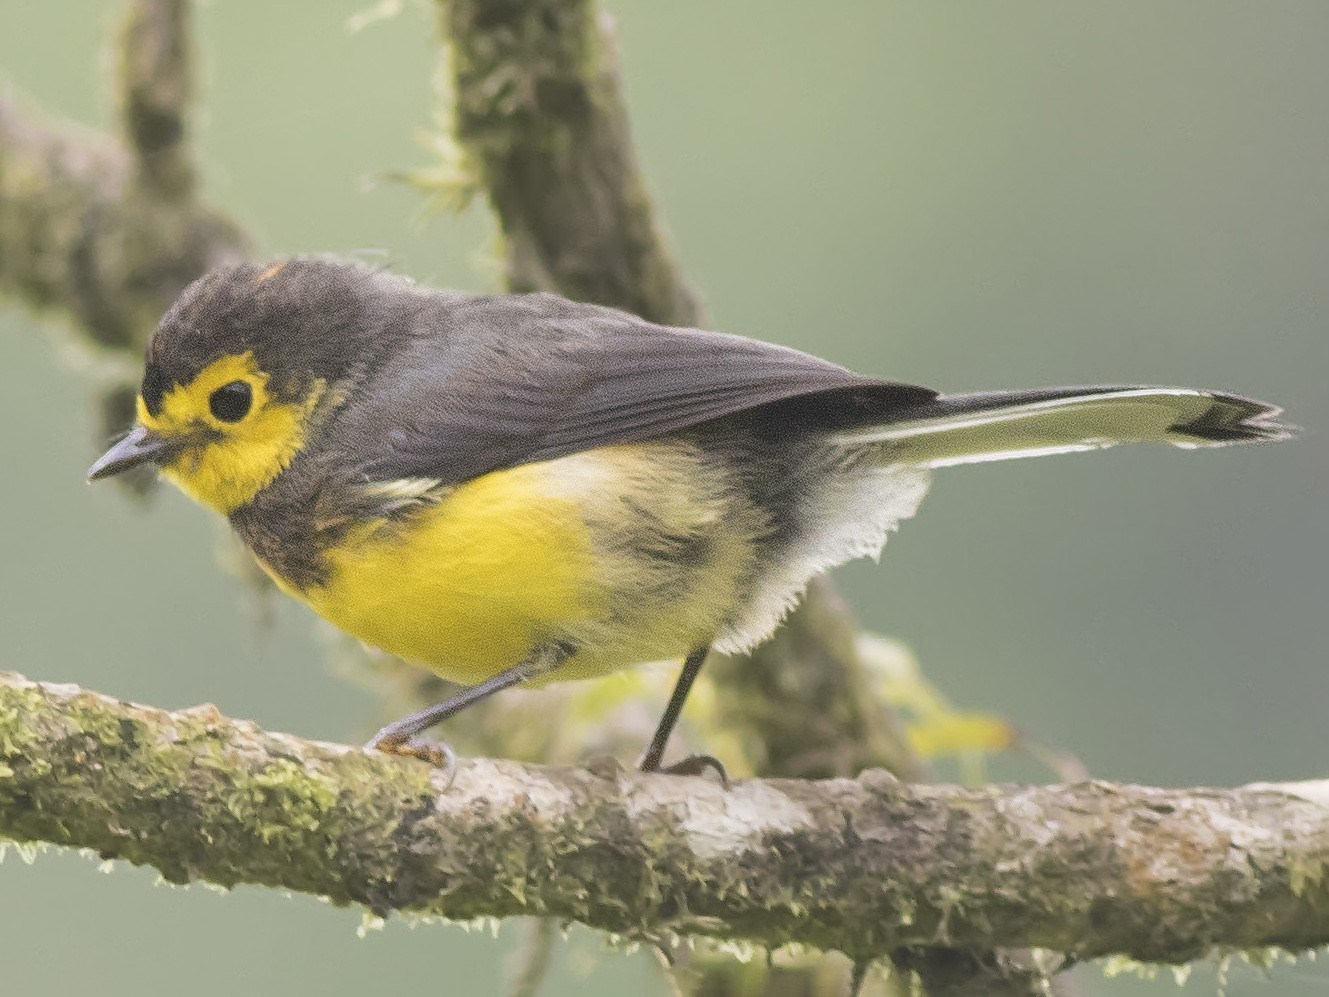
[638, 646, 728, 783]
[367, 644, 569, 769]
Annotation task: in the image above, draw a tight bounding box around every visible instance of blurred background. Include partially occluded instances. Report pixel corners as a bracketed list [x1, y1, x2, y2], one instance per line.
[1, 1, 1325, 994]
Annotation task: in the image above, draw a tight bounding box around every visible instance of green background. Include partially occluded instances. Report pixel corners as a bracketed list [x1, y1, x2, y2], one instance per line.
[2, 2, 1326, 994]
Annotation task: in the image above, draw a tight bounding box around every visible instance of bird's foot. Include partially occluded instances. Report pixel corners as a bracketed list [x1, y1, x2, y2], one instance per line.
[366, 733, 459, 787]
[640, 753, 730, 788]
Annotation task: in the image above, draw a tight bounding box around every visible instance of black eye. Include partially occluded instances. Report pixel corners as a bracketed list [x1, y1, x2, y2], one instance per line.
[209, 381, 253, 422]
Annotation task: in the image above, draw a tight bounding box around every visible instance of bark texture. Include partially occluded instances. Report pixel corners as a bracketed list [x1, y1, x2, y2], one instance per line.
[2, 672, 1327, 965]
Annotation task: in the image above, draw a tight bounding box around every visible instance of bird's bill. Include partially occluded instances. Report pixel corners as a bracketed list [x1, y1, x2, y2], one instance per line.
[87, 425, 170, 480]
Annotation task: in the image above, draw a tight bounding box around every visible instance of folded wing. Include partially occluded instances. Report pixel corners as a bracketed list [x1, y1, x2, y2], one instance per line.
[356, 293, 937, 484]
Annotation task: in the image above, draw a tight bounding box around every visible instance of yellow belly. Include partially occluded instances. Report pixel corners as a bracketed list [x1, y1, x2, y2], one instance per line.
[301, 461, 600, 686]
[265, 440, 766, 688]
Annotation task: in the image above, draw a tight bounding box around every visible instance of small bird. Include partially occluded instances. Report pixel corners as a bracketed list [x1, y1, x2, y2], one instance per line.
[89, 258, 1292, 776]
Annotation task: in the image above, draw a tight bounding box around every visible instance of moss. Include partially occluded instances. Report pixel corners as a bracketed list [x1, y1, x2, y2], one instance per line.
[222, 758, 341, 845]
[0, 683, 48, 749]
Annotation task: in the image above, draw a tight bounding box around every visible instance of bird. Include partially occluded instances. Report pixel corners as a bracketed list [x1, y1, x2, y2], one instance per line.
[88, 257, 1293, 777]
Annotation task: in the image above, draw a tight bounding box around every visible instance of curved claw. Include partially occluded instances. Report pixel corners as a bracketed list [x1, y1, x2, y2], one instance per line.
[642, 752, 730, 789]
[366, 733, 459, 789]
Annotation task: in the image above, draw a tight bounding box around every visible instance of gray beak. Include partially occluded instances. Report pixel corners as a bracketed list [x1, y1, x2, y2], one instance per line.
[87, 425, 169, 480]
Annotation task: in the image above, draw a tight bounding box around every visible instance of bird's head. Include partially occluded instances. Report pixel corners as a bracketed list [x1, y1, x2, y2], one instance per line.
[88, 258, 406, 513]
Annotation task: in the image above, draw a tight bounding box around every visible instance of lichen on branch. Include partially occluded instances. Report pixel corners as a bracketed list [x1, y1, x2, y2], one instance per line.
[0, 0, 245, 353]
[2, 672, 1327, 965]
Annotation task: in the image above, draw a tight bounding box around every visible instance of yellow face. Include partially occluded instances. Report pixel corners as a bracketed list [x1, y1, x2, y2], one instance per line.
[137, 351, 328, 514]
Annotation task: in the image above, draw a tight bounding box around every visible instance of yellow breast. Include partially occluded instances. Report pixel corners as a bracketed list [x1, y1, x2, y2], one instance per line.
[301, 461, 600, 686]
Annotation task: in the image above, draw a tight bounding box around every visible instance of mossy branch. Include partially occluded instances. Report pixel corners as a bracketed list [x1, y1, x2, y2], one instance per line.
[0, 0, 245, 355]
[117, 0, 196, 199]
[3, 671, 1329, 965]
[439, 0, 700, 326]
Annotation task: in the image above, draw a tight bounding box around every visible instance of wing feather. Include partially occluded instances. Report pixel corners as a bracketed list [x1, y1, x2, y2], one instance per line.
[350, 293, 937, 484]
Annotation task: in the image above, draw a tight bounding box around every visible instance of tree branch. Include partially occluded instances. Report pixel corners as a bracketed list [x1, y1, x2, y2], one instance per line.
[441, 0, 700, 326]
[117, 0, 196, 199]
[0, 0, 245, 354]
[3, 671, 1327, 965]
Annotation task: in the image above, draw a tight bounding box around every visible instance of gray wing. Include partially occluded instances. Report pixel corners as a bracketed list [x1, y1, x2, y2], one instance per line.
[352, 291, 938, 485]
